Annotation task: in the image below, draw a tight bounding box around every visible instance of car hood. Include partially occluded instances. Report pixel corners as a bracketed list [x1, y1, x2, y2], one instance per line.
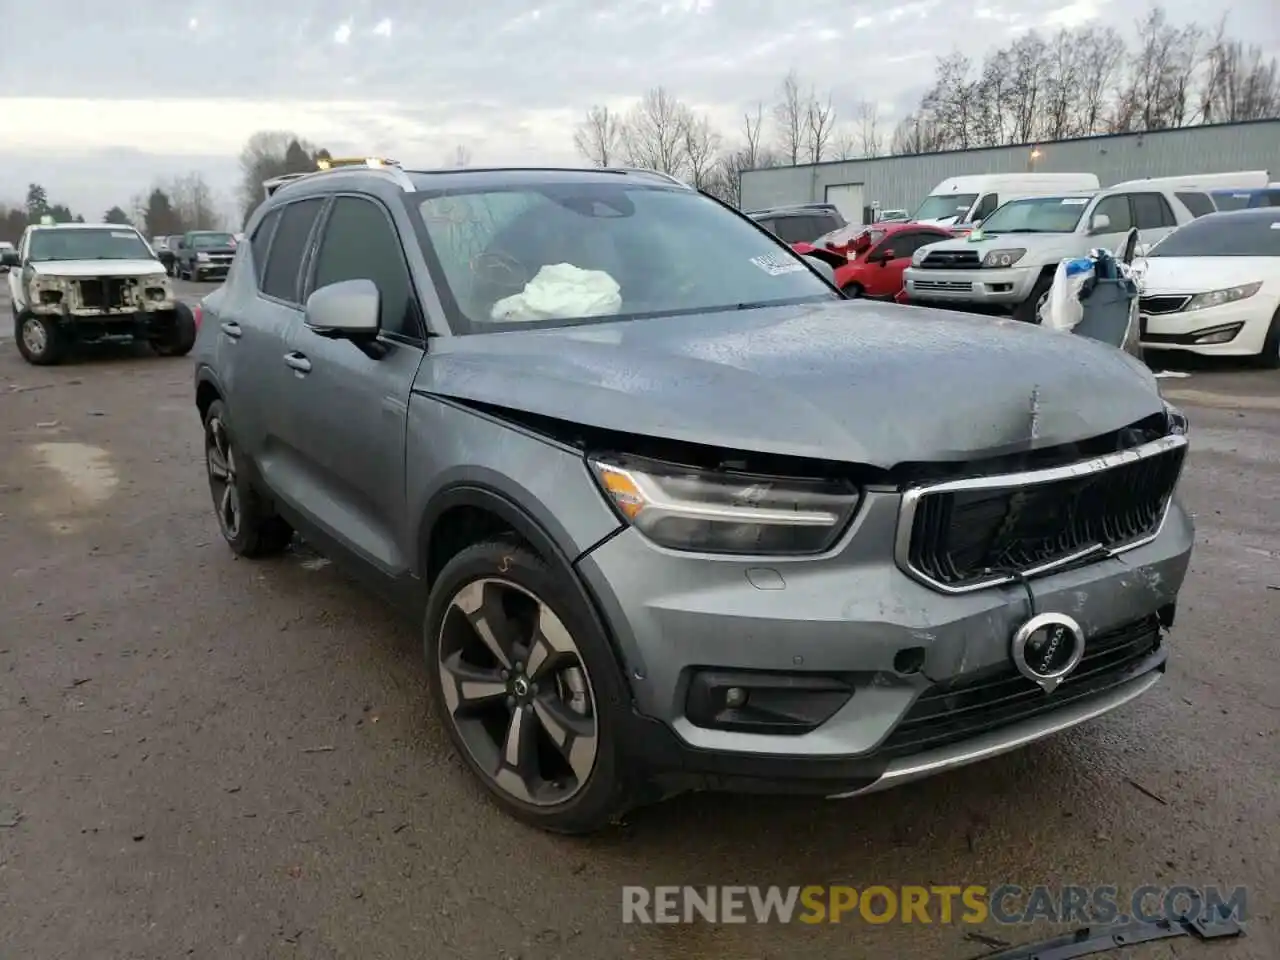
[916, 232, 1087, 262]
[29, 259, 167, 279]
[420, 301, 1164, 468]
[1141, 256, 1278, 294]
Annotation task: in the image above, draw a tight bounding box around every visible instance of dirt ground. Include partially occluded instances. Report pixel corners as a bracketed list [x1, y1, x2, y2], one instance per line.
[1, 282, 1276, 959]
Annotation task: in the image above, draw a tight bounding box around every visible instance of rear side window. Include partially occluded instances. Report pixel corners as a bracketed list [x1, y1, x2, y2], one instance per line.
[310, 196, 419, 339]
[1175, 191, 1215, 218]
[772, 216, 821, 244]
[1132, 192, 1176, 228]
[249, 209, 281, 284]
[261, 198, 325, 303]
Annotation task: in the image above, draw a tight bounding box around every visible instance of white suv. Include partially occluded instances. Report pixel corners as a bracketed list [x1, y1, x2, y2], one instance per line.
[903, 186, 1200, 322]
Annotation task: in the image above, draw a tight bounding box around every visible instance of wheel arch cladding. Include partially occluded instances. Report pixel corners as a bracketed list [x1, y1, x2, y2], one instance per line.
[196, 378, 222, 421]
[418, 484, 636, 679]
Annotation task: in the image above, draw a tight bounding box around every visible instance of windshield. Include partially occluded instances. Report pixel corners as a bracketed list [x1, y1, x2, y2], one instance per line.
[913, 194, 977, 222]
[189, 232, 235, 249]
[978, 196, 1092, 234]
[1147, 213, 1280, 257]
[27, 228, 152, 262]
[415, 183, 836, 332]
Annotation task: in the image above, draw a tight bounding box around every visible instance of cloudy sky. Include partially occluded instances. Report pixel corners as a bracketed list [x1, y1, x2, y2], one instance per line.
[2, 0, 1276, 222]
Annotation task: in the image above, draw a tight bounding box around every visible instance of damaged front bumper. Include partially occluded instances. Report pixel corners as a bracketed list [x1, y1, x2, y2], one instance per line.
[26, 274, 177, 332]
[576, 457, 1194, 798]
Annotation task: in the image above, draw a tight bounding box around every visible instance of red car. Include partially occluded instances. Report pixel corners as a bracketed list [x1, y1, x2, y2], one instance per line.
[795, 222, 960, 301]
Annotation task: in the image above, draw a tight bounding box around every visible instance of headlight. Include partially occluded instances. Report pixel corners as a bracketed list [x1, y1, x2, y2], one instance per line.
[982, 248, 1026, 268]
[1184, 281, 1261, 312]
[1163, 401, 1189, 436]
[589, 455, 860, 555]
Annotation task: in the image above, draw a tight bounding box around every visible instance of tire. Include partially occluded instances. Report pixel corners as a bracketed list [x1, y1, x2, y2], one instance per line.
[423, 541, 633, 834]
[151, 302, 197, 357]
[1255, 309, 1280, 370]
[202, 399, 293, 557]
[14, 311, 66, 366]
[1014, 271, 1055, 324]
[841, 283, 864, 299]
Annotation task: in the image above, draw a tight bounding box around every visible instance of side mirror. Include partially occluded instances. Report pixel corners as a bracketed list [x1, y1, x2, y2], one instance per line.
[0, 250, 19, 267]
[802, 253, 837, 285]
[305, 278, 381, 339]
[877, 249, 896, 265]
[1089, 213, 1112, 235]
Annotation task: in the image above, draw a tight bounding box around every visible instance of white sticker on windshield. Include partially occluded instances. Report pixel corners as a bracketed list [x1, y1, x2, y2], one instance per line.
[1060, 198, 1089, 205]
[751, 253, 805, 276]
[111, 231, 134, 238]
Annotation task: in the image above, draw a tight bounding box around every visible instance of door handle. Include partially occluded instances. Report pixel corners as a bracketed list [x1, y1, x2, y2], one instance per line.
[220, 321, 243, 339]
[284, 351, 312, 374]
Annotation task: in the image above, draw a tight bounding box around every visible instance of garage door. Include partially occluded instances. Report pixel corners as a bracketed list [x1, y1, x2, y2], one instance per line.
[825, 183, 865, 225]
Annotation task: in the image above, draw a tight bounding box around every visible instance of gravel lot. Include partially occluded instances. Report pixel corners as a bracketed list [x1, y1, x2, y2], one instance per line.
[1, 280, 1276, 959]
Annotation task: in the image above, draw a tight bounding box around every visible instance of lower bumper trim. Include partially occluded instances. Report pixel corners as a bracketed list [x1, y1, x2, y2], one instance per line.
[826, 670, 1161, 799]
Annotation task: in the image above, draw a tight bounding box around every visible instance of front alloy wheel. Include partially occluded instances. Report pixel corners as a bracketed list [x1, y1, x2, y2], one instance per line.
[436, 577, 599, 807]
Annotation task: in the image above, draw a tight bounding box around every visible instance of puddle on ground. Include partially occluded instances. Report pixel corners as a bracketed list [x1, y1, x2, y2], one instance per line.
[27, 442, 119, 533]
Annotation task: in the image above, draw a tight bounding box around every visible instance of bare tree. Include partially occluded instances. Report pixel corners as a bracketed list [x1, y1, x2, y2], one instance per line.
[236, 130, 330, 224]
[1075, 25, 1126, 135]
[167, 173, 221, 230]
[1201, 20, 1280, 123]
[854, 101, 882, 157]
[573, 105, 622, 167]
[773, 70, 805, 165]
[740, 101, 768, 169]
[622, 87, 691, 176]
[831, 128, 860, 161]
[804, 90, 837, 163]
[683, 113, 722, 190]
[446, 144, 473, 167]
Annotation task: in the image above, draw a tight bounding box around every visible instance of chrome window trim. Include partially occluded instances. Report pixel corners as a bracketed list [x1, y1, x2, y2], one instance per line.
[893, 433, 1189, 595]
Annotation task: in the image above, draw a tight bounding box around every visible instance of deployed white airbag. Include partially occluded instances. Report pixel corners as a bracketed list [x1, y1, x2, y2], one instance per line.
[491, 263, 622, 322]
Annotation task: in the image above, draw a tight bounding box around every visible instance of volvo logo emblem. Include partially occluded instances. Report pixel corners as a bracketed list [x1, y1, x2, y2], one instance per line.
[1011, 612, 1085, 693]
[511, 676, 531, 698]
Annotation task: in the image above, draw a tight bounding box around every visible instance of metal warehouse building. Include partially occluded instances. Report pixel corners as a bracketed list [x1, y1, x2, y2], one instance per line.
[739, 119, 1280, 225]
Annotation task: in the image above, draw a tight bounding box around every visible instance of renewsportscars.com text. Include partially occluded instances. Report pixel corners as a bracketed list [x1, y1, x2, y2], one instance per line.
[621, 884, 1248, 925]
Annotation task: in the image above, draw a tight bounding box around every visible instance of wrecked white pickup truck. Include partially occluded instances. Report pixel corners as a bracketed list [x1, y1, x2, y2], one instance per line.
[3, 223, 197, 366]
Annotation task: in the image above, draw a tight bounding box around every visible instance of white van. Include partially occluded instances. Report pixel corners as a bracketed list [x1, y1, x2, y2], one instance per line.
[912, 173, 1101, 227]
[1110, 170, 1270, 192]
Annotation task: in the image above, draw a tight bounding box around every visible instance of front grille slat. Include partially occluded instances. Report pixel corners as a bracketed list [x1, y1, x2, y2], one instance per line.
[920, 250, 982, 270]
[1139, 295, 1191, 315]
[76, 278, 131, 311]
[878, 616, 1161, 758]
[905, 441, 1186, 591]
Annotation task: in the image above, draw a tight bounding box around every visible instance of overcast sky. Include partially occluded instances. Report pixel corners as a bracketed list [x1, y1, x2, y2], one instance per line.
[2, 0, 1277, 222]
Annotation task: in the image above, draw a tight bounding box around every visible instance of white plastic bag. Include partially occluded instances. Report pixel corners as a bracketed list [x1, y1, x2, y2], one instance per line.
[491, 263, 622, 322]
[1038, 257, 1093, 332]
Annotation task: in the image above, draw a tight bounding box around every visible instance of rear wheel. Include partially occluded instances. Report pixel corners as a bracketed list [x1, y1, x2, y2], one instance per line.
[203, 399, 293, 557]
[14, 311, 66, 366]
[841, 283, 864, 299]
[150, 302, 197, 357]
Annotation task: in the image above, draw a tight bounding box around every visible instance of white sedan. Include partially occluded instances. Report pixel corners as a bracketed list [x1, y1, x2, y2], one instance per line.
[1138, 208, 1280, 367]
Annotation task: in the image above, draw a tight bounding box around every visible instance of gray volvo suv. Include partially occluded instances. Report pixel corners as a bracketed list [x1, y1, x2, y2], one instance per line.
[193, 162, 1193, 833]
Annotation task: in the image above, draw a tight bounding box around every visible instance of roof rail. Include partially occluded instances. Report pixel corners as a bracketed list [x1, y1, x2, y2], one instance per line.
[262, 159, 416, 198]
[604, 167, 690, 187]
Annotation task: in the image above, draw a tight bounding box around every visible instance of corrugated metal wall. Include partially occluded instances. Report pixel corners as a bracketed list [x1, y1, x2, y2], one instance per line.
[739, 119, 1280, 217]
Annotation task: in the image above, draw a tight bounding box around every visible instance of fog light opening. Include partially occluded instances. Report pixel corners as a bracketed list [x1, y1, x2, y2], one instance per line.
[893, 647, 926, 676]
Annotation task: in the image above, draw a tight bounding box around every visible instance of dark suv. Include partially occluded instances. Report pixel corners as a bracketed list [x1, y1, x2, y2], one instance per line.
[746, 203, 847, 244]
[192, 162, 1191, 833]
